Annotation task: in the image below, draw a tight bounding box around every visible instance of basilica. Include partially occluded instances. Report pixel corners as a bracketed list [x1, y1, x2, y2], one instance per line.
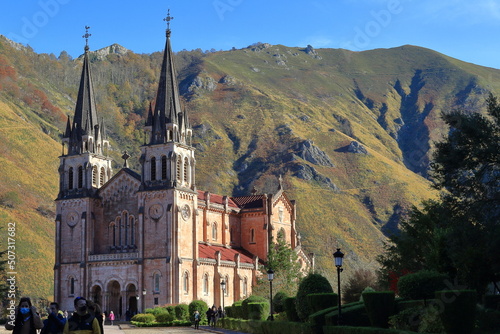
[54, 16, 312, 316]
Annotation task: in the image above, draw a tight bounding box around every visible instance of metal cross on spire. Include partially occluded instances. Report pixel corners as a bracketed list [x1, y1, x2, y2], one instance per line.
[83, 26, 91, 51]
[163, 9, 174, 37]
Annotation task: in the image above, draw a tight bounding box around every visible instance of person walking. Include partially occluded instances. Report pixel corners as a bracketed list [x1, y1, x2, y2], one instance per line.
[5, 297, 43, 334]
[41, 302, 66, 334]
[108, 311, 115, 326]
[193, 310, 200, 330]
[63, 297, 101, 334]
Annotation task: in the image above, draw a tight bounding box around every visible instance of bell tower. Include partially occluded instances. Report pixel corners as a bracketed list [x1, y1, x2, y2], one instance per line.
[140, 11, 195, 191]
[58, 26, 113, 199]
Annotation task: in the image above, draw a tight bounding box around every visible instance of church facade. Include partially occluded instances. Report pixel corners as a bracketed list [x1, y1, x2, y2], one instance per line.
[54, 20, 312, 316]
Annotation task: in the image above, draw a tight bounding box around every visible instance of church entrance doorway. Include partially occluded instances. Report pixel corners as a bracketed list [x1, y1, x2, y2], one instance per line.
[91, 285, 103, 307]
[126, 284, 138, 319]
[106, 280, 121, 319]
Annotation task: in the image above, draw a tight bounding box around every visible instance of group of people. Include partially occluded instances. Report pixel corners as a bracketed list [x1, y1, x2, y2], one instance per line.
[5, 297, 117, 334]
[205, 305, 224, 328]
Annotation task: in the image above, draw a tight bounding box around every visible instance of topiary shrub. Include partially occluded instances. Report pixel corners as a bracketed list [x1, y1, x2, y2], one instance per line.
[247, 302, 270, 320]
[435, 290, 477, 334]
[362, 291, 395, 328]
[242, 295, 268, 320]
[131, 313, 156, 323]
[484, 294, 500, 310]
[397, 270, 448, 300]
[174, 304, 189, 320]
[284, 297, 300, 322]
[155, 312, 174, 323]
[273, 290, 289, 313]
[232, 301, 243, 319]
[307, 293, 338, 313]
[189, 300, 208, 324]
[296, 273, 333, 321]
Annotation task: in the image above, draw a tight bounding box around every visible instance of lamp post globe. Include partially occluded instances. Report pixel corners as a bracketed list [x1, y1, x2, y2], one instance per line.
[220, 280, 226, 317]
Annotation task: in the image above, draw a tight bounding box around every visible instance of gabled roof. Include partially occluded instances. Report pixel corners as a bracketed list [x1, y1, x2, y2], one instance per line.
[198, 244, 255, 264]
[231, 195, 266, 209]
[97, 168, 141, 196]
[197, 190, 239, 208]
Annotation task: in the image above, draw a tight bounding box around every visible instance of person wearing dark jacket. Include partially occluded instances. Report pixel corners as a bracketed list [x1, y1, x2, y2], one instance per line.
[63, 297, 101, 334]
[5, 297, 44, 334]
[41, 302, 66, 334]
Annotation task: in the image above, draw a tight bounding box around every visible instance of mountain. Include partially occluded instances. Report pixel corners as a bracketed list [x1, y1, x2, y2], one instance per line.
[1, 35, 500, 299]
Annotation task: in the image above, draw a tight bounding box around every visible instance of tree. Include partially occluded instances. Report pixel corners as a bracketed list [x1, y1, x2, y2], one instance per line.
[379, 94, 500, 295]
[343, 268, 378, 303]
[266, 229, 303, 294]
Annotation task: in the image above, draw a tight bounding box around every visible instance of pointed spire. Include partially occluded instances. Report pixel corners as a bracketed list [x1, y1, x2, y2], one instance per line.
[69, 26, 99, 154]
[148, 9, 190, 145]
[64, 116, 72, 137]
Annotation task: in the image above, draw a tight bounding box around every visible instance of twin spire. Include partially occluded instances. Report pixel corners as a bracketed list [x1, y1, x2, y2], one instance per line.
[63, 10, 191, 157]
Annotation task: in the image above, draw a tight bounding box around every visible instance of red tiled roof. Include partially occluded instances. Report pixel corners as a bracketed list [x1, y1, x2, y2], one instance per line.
[198, 244, 254, 264]
[197, 190, 239, 208]
[230, 195, 265, 209]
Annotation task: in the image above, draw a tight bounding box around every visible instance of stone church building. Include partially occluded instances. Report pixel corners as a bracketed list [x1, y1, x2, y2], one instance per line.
[54, 20, 312, 316]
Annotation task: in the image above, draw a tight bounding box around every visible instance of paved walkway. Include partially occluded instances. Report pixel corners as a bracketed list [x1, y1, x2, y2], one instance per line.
[115, 324, 247, 334]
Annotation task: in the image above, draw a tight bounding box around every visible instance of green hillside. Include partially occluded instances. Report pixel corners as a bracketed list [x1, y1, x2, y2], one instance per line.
[1, 35, 499, 298]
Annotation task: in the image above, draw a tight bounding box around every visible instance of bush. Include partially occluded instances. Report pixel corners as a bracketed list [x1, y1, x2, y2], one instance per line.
[323, 326, 412, 334]
[189, 300, 208, 323]
[131, 313, 155, 323]
[325, 302, 370, 327]
[174, 304, 189, 320]
[284, 297, 300, 322]
[155, 312, 174, 323]
[435, 290, 477, 334]
[232, 301, 243, 319]
[362, 291, 395, 328]
[476, 307, 500, 332]
[296, 273, 333, 321]
[397, 270, 448, 300]
[247, 302, 270, 320]
[242, 295, 268, 320]
[307, 293, 338, 313]
[273, 290, 289, 313]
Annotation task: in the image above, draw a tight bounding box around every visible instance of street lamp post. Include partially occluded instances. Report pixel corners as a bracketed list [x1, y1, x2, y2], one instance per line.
[142, 288, 146, 313]
[220, 280, 226, 317]
[333, 248, 344, 325]
[267, 269, 274, 321]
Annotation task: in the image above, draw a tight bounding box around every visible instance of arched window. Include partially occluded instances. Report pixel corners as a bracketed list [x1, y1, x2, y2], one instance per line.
[161, 155, 167, 180]
[154, 273, 161, 293]
[212, 222, 217, 241]
[100, 167, 105, 186]
[130, 216, 135, 246]
[70, 277, 75, 296]
[183, 271, 189, 294]
[109, 222, 116, 247]
[176, 157, 182, 182]
[151, 157, 156, 181]
[183, 157, 189, 183]
[250, 229, 255, 243]
[243, 277, 248, 297]
[68, 167, 74, 190]
[92, 166, 98, 186]
[203, 274, 209, 295]
[224, 275, 229, 296]
[123, 212, 129, 246]
[78, 166, 83, 188]
[116, 217, 122, 246]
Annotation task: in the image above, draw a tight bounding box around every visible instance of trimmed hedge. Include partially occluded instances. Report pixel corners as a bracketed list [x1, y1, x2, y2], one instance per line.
[397, 270, 448, 300]
[155, 312, 174, 323]
[242, 295, 268, 320]
[131, 320, 191, 327]
[247, 302, 270, 320]
[435, 290, 477, 334]
[188, 300, 208, 323]
[307, 293, 338, 313]
[395, 299, 427, 312]
[131, 313, 155, 323]
[174, 304, 189, 320]
[232, 301, 244, 319]
[284, 297, 300, 322]
[325, 302, 370, 327]
[362, 291, 395, 328]
[274, 291, 289, 313]
[220, 318, 315, 334]
[296, 273, 334, 321]
[323, 325, 414, 334]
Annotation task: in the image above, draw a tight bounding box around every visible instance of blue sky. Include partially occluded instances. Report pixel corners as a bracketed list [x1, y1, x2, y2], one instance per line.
[1, 0, 499, 69]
